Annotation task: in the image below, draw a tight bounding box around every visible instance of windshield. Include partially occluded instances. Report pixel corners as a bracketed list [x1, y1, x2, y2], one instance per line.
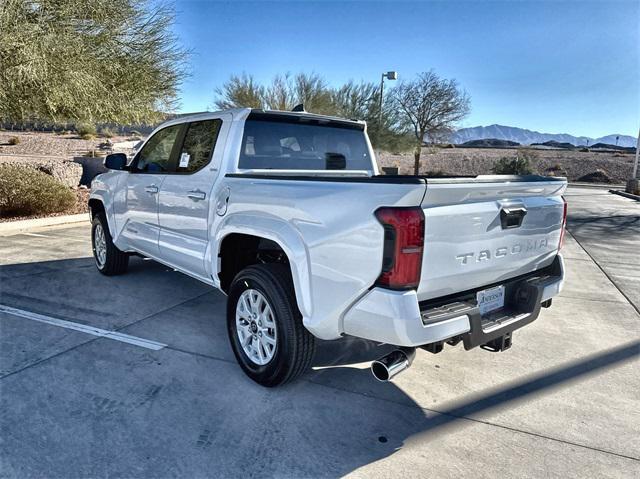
[239, 118, 372, 171]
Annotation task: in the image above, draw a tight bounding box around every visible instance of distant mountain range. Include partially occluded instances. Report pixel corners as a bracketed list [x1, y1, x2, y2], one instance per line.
[451, 124, 637, 148]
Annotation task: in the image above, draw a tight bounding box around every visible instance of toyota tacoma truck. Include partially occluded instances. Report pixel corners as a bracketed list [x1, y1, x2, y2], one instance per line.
[89, 108, 567, 386]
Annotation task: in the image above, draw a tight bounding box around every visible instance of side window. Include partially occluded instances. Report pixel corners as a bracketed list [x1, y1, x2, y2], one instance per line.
[176, 119, 222, 173]
[133, 125, 181, 173]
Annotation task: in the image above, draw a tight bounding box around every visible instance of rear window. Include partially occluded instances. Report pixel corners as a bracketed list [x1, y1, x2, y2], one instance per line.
[239, 118, 372, 171]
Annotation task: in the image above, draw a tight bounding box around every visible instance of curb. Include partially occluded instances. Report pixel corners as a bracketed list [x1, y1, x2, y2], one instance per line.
[0, 213, 90, 235]
[609, 190, 640, 202]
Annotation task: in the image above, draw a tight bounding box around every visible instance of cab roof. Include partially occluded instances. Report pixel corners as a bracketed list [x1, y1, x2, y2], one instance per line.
[164, 108, 366, 129]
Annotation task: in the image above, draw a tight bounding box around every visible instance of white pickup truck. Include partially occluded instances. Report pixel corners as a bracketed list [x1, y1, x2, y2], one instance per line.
[90, 108, 567, 386]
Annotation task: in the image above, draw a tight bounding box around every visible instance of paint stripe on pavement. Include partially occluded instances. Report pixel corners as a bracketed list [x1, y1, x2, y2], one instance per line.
[0, 304, 167, 351]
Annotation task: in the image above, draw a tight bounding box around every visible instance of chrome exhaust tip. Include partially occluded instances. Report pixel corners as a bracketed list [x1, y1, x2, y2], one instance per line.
[371, 347, 416, 382]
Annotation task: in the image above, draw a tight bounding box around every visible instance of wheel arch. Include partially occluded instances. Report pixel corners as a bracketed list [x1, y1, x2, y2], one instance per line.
[88, 192, 117, 239]
[88, 198, 105, 218]
[215, 216, 312, 318]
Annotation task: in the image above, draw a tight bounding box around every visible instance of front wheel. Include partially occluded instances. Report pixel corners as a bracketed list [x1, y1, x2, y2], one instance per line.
[227, 264, 315, 387]
[92, 213, 129, 276]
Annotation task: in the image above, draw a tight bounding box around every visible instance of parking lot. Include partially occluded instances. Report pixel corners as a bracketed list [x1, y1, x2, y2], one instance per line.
[1, 186, 638, 478]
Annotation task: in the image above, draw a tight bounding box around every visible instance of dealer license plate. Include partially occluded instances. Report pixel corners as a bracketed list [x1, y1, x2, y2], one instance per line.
[477, 285, 505, 316]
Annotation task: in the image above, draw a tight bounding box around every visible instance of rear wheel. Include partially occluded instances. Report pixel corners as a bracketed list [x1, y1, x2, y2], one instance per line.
[227, 264, 315, 387]
[92, 213, 128, 275]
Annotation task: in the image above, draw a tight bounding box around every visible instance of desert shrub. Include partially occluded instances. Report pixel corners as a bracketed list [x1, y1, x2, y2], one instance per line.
[0, 165, 75, 217]
[492, 157, 533, 175]
[381, 166, 399, 175]
[424, 170, 456, 177]
[578, 169, 612, 184]
[544, 165, 567, 177]
[517, 148, 538, 162]
[493, 149, 536, 175]
[76, 122, 97, 137]
[8, 136, 20, 145]
[99, 127, 115, 138]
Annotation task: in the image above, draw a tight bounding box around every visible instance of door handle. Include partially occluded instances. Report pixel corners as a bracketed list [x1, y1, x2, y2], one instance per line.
[145, 185, 159, 194]
[187, 190, 206, 201]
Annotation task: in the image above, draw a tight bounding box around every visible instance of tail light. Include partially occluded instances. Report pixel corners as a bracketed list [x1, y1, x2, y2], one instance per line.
[558, 197, 568, 250]
[375, 207, 425, 290]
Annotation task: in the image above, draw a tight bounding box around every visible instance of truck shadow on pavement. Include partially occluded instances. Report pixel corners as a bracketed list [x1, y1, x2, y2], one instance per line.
[1, 256, 639, 476]
[568, 214, 640, 239]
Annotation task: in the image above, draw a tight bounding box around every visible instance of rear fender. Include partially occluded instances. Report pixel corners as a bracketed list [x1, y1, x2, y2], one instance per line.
[214, 214, 312, 318]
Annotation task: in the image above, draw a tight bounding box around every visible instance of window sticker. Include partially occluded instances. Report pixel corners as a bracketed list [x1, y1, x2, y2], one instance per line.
[179, 152, 190, 168]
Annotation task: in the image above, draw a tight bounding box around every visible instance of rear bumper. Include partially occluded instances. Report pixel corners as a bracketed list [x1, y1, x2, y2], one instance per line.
[342, 254, 565, 348]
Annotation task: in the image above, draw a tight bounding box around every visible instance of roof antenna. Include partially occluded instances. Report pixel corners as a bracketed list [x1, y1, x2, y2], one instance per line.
[291, 103, 305, 112]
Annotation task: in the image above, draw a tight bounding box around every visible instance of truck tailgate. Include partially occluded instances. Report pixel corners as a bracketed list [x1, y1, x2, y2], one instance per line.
[417, 176, 567, 301]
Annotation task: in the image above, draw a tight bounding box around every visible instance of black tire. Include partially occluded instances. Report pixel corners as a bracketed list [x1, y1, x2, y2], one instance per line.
[227, 264, 315, 387]
[91, 212, 129, 276]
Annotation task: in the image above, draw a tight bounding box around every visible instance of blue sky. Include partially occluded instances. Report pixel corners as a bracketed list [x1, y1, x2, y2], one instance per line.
[172, 0, 639, 138]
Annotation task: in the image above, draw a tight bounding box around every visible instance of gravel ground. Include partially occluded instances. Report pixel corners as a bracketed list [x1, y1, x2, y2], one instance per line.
[0, 131, 138, 160]
[378, 147, 635, 182]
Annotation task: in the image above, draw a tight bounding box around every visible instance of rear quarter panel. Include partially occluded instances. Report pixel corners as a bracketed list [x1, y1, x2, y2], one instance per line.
[218, 176, 426, 340]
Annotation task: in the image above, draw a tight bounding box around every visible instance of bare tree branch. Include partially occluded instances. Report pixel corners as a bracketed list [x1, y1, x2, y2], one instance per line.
[391, 70, 470, 174]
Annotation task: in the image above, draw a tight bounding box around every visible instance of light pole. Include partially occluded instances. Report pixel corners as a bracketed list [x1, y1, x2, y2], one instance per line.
[628, 127, 639, 195]
[378, 71, 397, 144]
[633, 128, 639, 179]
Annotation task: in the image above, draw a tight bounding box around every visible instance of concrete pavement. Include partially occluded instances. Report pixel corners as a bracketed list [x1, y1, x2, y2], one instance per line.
[564, 186, 639, 312]
[0, 186, 638, 478]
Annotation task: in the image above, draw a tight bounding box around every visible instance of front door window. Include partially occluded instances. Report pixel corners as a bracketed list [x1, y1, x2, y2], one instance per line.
[133, 125, 181, 173]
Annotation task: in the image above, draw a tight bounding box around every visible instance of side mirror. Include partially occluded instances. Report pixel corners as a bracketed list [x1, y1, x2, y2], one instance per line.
[104, 153, 127, 171]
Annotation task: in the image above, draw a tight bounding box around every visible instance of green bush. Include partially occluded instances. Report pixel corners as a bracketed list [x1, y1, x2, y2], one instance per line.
[492, 157, 533, 175]
[8, 136, 20, 145]
[0, 165, 75, 217]
[76, 122, 97, 137]
[492, 150, 535, 175]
